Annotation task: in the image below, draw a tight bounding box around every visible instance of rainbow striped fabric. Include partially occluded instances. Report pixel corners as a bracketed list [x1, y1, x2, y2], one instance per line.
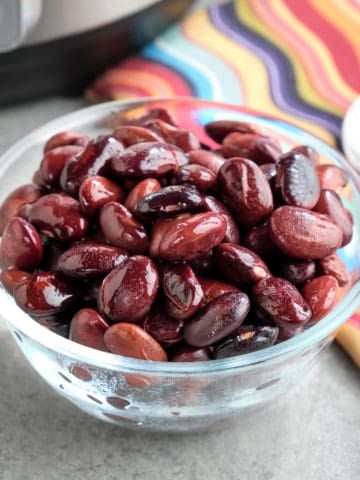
[87, 0, 360, 147]
[87, 0, 360, 363]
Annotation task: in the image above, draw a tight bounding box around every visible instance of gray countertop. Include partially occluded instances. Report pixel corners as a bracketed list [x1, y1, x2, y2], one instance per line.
[0, 96, 359, 480]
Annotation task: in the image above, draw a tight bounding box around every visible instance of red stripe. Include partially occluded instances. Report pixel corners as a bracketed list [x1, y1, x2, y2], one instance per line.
[285, 0, 360, 91]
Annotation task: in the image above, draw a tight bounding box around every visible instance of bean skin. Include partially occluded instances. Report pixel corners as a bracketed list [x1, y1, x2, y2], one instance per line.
[275, 258, 316, 286]
[40, 145, 84, 189]
[112, 125, 164, 146]
[317, 253, 349, 287]
[124, 178, 161, 214]
[99, 202, 148, 254]
[158, 213, 227, 261]
[79, 176, 124, 217]
[137, 185, 203, 216]
[0, 269, 31, 295]
[243, 221, 278, 259]
[290, 145, 319, 165]
[172, 345, 212, 362]
[143, 311, 184, 344]
[316, 164, 349, 192]
[269, 206, 343, 259]
[145, 119, 200, 152]
[218, 158, 273, 227]
[184, 291, 250, 347]
[222, 133, 282, 165]
[44, 131, 90, 153]
[104, 322, 168, 361]
[98, 255, 159, 323]
[205, 120, 257, 143]
[149, 214, 191, 258]
[202, 195, 240, 244]
[252, 277, 312, 327]
[198, 277, 238, 305]
[187, 149, 224, 175]
[70, 308, 109, 351]
[301, 275, 338, 324]
[174, 164, 217, 192]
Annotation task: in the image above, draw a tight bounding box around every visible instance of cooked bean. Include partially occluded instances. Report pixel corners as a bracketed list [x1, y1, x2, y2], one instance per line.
[124, 178, 161, 214]
[202, 195, 240, 244]
[137, 185, 203, 216]
[172, 345, 212, 362]
[0, 269, 31, 295]
[70, 308, 109, 351]
[79, 176, 124, 216]
[174, 164, 217, 192]
[316, 164, 349, 192]
[290, 145, 319, 165]
[40, 145, 84, 189]
[143, 311, 184, 344]
[44, 131, 90, 152]
[301, 275, 338, 324]
[198, 277, 238, 305]
[275, 258, 316, 286]
[317, 253, 349, 287]
[187, 149, 224, 174]
[222, 133, 281, 164]
[204, 120, 257, 143]
[113, 125, 164, 145]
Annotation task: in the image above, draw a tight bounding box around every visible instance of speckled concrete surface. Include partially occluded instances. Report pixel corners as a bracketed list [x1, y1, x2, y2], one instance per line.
[0, 97, 359, 480]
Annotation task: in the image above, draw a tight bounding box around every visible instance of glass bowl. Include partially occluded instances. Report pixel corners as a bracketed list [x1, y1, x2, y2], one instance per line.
[1, 97, 360, 433]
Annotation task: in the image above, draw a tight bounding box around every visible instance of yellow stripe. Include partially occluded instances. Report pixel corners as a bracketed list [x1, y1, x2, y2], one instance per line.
[184, 10, 335, 145]
[311, 0, 360, 62]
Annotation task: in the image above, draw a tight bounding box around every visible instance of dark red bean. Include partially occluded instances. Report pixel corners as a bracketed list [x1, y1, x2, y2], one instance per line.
[174, 164, 217, 192]
[276, 324, 304, 342]
[124, 178, 161, 214]
[184, 291, 250, 347]
[243, 221, 278, 259]
[158, 213, 227, 261]
[57, 242, 128, 278]
[0, 269, 31, 295]
[44, 131, 90, 153]
[313, 189, 353, 246]
[99, 202, 148, 254]
[137, 185, 203, 216]
[218, 158, 273, 227]
[69, 308, 109, 351]
[222, 133, 281, 165]
[317, 253, 349, 287]
[103, 322, 167, 361]
[0, 184, 43, 234]
[162, 263, 203, 320]
[40, 145, 84, 189]
[98, 255, 159, 322]
[204, 120, 257, 143]
[149, 214, 191, 258]
[269, 206, 343, 259]
[275, 258, 316, 286]
[145, 119, 200, 152]
[316, 164, 349, 192]
[198, 277, 238, 305]
[79, 176, 124, 217]
[1, 217, 43, 270]
[214, 325, 279, 358]
[189, 250, 214, 276]
[13, 272, 79, 316]
[110, 142, 185, 178]
[252, 277, 312, 327]
[202, 195, 240, 244]
[28, 193, 89, 242]
[119, 107, 177, 127]
[275, 151, 320, 208]
[290, 145, 319, 165]
[113, 125, 164, 145]
[143, 311, 184, 344]
[301, 275, 338, 324]
[60, 135, 124, 195]
[214, 243, 270, 286]
[187, 149, 224, 175]
[172, 345, 212, 362]
[260, 163, 277, 184]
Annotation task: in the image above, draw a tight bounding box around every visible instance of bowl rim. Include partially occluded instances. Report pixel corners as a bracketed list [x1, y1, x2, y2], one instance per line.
[1, 96, 360, 375]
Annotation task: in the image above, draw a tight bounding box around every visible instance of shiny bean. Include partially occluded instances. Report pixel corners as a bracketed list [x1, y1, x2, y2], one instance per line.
[113, 125, 164, 145]
[214, 325, 279, 359]
[124, 178, 161, 214]
[70, 308, 109, 351]
[60, 135, 124, 195]
[162, 263, 203, 320]
[275, 258, 316, 286]
[218, 158, 273, 227]
[183, 291, 250, 347]
[99, 202, 148, 254]
[137, 185, 203, 216]
[28, 193, 89, 242]
[44, 131, 90, 153]
[110, 142, 185, 178]
[317, 253, 349, 287]
[104, 322, 167, 361]
[40, 145, 84, 189]
[0, 268, 31, 295]
[98, 256, 159, 322]
[79, 176, 124, 217]
[158, 213, 227, 261]
[269, 206, 343, 259]
[0, 184, 43, 234]
[149, 214, 191, 258]
[143, 311, 184, 344]
[301, 275, 338, 324]
[204, 120, 257, 143]
[214, 243, 270, 286]
[275, 151, 320, 208]
[316, 164, 349, 192]
[252, 277, 312, 327]
[313, 189, 353, 246]
[57, 242, 128, 278]
[202, 195, 240, 244]
[13, 272, 79, 316]
[187, 149, 224, 175]
[174, 164, 217, 192]
[145, 119, 200, 152]
[290, 145, 319, 165]
[259, 163, 277, 184]
[242, 221, 278, 259]
[172, 345, 212, 362]
[1, 217, 43, 270]
[222, 133, 281, 165]
[198, 277, 238, 305]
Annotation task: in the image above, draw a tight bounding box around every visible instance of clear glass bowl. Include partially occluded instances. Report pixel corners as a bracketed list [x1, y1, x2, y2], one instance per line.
[1, 97, 360, 433]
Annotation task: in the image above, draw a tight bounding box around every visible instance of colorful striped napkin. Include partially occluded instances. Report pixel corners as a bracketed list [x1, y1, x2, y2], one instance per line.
[87, 0, 360, 364]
